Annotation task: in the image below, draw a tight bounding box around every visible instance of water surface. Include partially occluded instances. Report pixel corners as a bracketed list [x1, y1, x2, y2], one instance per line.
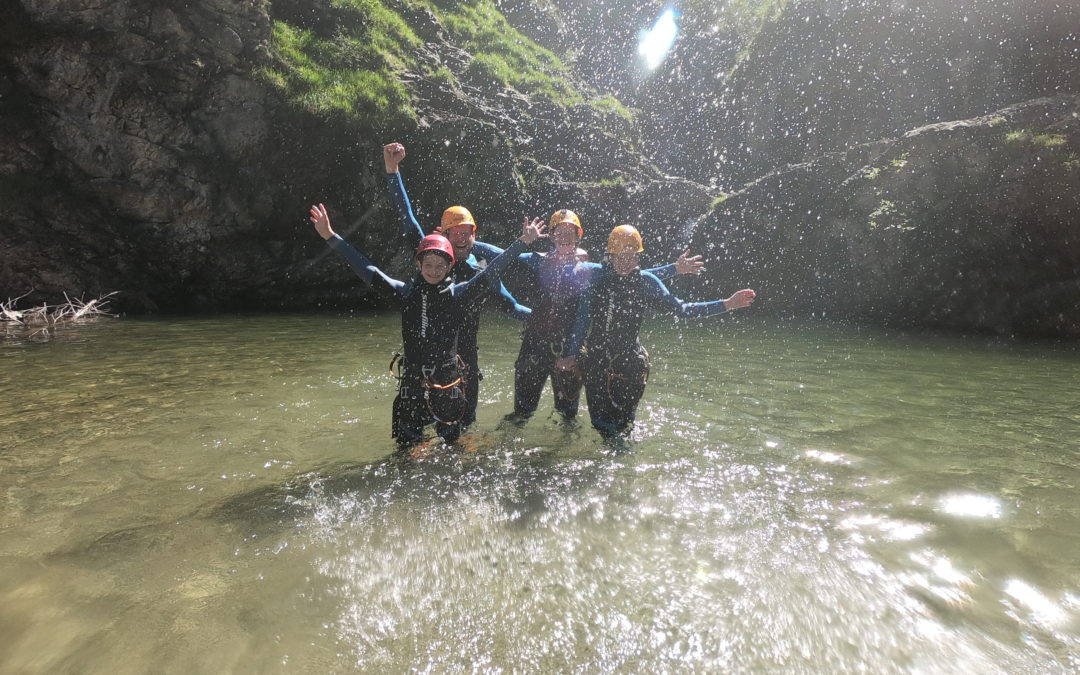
[2, 314, 1078, 673]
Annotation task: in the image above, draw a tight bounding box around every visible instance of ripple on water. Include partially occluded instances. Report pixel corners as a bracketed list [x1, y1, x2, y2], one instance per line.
[4, 317, 1080, 672]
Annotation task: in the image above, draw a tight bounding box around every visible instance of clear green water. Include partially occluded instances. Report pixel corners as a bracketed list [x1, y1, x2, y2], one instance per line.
[1, 314, 1078, 673]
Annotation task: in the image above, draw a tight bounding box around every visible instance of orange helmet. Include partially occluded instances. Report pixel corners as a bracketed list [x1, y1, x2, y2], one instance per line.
[607, 225, 644, 254]
[549, 209, 583, 237]
[439, 205, 476, 232]
[415, 233, 455, 266]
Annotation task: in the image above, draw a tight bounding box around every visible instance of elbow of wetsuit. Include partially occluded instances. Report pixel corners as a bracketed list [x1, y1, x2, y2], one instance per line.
[491, 277, 532, 320]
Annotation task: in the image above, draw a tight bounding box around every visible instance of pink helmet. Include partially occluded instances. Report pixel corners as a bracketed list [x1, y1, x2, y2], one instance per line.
[415, 233, 456, 266]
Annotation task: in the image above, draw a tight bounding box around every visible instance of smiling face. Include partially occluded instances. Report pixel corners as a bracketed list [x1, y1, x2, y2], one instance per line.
[416, 251, 452, 284]
[442, 224, 476, 261]
[551, 222, 581, 256]
[611, 251, 640, 276]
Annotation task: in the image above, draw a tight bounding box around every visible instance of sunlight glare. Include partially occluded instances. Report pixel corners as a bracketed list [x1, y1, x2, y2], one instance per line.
[937, 493, 1002, 519]
[638, 8, 679, 71]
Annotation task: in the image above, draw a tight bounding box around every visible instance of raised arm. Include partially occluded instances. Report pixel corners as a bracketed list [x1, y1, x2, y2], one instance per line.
[644, 249, 705, 281]
[640, 271, 755, 318]
[383, 143, 425, 249]
[470, 233, 535, 320]
[452, 219, 545, 301]
[309, 203, 406, 296]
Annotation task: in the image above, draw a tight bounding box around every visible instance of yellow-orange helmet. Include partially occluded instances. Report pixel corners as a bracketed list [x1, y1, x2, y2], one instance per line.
[439, 205, 476, 232]
[549, 209, 583, 237]
[607, 225, 644, 254]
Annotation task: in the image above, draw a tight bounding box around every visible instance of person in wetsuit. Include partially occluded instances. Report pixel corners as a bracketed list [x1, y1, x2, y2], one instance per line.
[308, 202, 541, 447]
[502, 211, 705, 425]
[563, 224, 757, 439]
[382, 143, 530, 429]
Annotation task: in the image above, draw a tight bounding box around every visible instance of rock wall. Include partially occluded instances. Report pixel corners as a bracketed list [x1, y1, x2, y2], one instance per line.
[2, 0, 1078, 336]
[684, 95, 1080, 337]
[640, 0, 1080, 188]
[0, 0, 713, 313]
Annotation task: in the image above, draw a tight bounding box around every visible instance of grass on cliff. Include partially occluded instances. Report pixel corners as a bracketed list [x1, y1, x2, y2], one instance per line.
[263, 21, 416, 123]
[431, 0, 581, 103]
[261, 0, 420, 125]
[261, 0, 594, 124]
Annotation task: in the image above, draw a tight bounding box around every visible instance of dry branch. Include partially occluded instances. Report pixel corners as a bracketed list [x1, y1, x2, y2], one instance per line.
[1, 291, 118, 327]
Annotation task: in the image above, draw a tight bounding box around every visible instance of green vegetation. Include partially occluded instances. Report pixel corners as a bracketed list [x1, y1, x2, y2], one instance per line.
[868, 198, 912, 231]
[589, 94, 634, 123]
[595, 175, 628, 188]
[433, 0, 580, 102]
[261, 3, 419, 124]
[890, 152, 909, 169]
[1005, 131, 1067, 148]
[1064, 153, 1080, 171]
[1033, 134, 1067, 148]
[261, 0, 591, 122]
[862, 166, 881, 180]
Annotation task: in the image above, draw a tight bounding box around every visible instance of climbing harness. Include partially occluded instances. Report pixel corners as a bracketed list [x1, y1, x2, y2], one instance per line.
[598, 346, 650, 410]
[421, 355, 468, 425]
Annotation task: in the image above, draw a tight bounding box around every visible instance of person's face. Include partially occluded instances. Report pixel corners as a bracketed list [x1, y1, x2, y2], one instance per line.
[611, 251, 640, 276]
[551, 222, 580, 255]
[442, 224, 475, 259]
[417, 252, 452, 284]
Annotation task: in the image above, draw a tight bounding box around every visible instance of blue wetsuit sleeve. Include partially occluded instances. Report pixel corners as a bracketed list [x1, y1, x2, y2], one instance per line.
[643, 263, 677, 281]
[326, 234, 407, 297]
[470, 240, 504, 263]
[640, 271, 728, 318]
[451, 238, 528, 301]
[469, 241, 530, 319]
[493, 280, 531, 320]
[520, 252, 544, 273]
[386, 172, 425, 250]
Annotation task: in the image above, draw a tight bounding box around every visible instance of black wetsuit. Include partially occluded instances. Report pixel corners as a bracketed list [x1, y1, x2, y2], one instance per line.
[568, 265, 730, 437]
[510, 253, 592, 419]
[325, 234, 526, 445]
[465, 250, 679, 423]
[386, 172, 529, 427]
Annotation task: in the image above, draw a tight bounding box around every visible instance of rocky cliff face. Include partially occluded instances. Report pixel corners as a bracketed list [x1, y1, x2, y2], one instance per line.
[683, 95, 1080, 337]
[639, 0, 1080, 188]
[1, 0, 708, 313]
[2, 0, 1078, 336]
[1, 0, 282, 311]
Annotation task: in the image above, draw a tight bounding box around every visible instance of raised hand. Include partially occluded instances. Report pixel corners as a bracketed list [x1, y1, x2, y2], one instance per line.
[520, 216, 547, 245]
[723, 289, 756, 311]
[383, 142, 406, 173]
[309, 203, 335, 240]
[675, 249, 705, 275]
